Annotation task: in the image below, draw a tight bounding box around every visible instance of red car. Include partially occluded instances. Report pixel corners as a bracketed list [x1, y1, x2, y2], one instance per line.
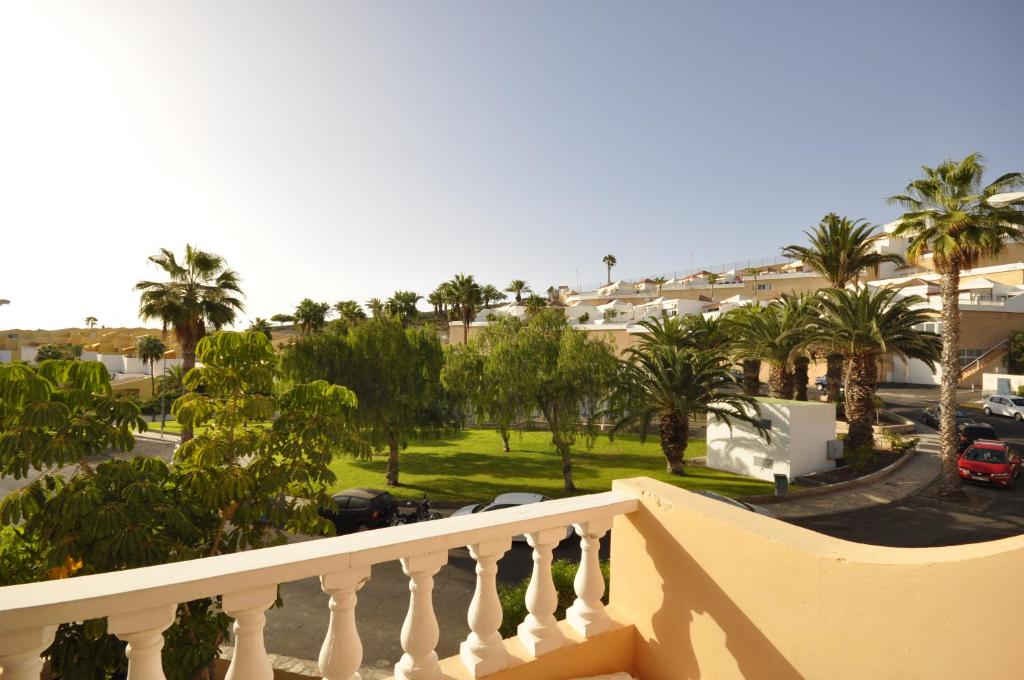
[957, 440, 1021, 487]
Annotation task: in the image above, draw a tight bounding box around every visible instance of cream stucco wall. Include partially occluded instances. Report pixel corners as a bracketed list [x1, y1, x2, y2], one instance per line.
[610, 477, 1024, 680]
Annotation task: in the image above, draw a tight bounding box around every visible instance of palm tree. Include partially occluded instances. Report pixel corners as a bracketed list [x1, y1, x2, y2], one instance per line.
[135, 245, 244, 374]
[334, 300, 367, 324]
[609, 317, 767, 475]
[385, 290, 421, 326]
[248, 317, 273, 340]
[653, 276, 668, 296]
[888, 154, 1024, 490]
[728, 294, 813, 398]
[523, 294, 548, 317]
[158, 364, 186, 395]
[366, 297, 385, 318]
[782, 213, 907, 402]
[448, 274, 482, 343]
[706, 273, 721, 301]
[428, 287, 446, 317]
[602, 254, 617, 284]
[480, 284, 505, 309]
[809, 287, 940, 451]
[546, 286, 559, 302]
[84, 316, 98, 328]
[505, 280, 531, 303]
[293, 298, 331, 336]
[136, 335, 166, 397]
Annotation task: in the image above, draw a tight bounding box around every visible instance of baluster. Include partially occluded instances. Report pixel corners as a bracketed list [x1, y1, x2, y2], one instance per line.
[223, 585, 277, 680]
[460, 537, 512, 677]
[394, 550, 448, 680]
[108, 605, 177, 680]
[517, 527, 567, 657]
[0, 625, 56, 680]
[319, 565, 371, 680]
[566, 517, 614, 636]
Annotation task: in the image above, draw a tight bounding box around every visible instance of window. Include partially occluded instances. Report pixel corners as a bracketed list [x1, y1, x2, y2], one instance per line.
[755, 283, 772, 291]
[959, 348, 985, 367]
[347, 497, 368, 510]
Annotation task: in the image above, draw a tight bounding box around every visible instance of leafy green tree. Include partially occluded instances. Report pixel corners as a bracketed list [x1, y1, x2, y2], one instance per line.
[136, 334, 166, 396]
[505, 279, 531, 303]
[271, 313, 295, 329]
[481, 284, 505, 309]
[727, 295, 813, 398]
[293, 298, 332, 336]
[523, 310, 617, 491]
[385, 290, 421, 326]
[281, 318, 447, 486]
[448, 274, 482, 343]
[652, 276, 668, 296]
[889, 154, 1024, 489]
[809, 287, 940, 451]
[84, 316, 97, 328]
[334, 300, 367, 324]
[34, 343, 83, 362]
[608, 317, 767, 474]
[706, 272, 721, 300]
[135, 245, 245, 373]
[366, 297, 385, 318]
[523, 294, 548, 317]
[159, 364, 186, 395]
[1008, 331, 1024, 374]
[247, 317, 273, 340]
[602, 254, 617, 284]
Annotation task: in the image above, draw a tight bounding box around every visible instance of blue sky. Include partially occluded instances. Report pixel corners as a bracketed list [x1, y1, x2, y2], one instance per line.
[1, 0, 1022, 328]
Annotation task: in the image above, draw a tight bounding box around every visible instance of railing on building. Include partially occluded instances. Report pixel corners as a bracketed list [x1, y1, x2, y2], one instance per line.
[0, 492, 638, 680]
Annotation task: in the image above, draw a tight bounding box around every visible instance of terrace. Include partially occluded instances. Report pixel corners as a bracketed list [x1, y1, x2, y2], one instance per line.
[1, 476, 1019, 680]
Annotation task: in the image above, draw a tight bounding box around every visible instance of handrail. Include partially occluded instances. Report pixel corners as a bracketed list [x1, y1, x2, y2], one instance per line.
[0, 491, 637, 633]
[960, 339, 1009, 380]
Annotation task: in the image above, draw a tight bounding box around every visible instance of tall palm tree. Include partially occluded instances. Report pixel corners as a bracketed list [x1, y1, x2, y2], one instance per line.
[523, 294, 548, 317]
[158, 364, 186, 395]
[293, 298, 331, 336]
[609, 317, 767, 475]
[334, 300, 367, 324]
[728, 294, 813, 398]
[84, 316, 98, 328]
[428, 286, 446, 317]
[505, 280, 531, 303]
[385, 290, 421, 326]
[448, 274, 482, 343]
[653, 276, 668, 296]
[136, 334, 166, 397]
[248, 317, 273, 340]
[546, 286, 559, 302]
[603, 254, 617, 284]
[706, 273, 721, 301]
[366, 297, 385, 318]
[888, 154, 1024, 489]
[480, 284, 505, 309]
[135, 245, 244, 373]
[782, 213, 906, 402]
[809, 287, 940, 451]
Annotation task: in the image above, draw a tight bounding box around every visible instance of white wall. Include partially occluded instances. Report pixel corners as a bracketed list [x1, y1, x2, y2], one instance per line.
[96, 353, 126, 374]
[983, 372, 1024, 396]
[706, 399, 837, 482]
[19, 346, 38, 363]
[0, 349, 11, 363]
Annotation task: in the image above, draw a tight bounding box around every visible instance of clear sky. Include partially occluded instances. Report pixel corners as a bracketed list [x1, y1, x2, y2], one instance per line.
[1, 0, 1022, 329]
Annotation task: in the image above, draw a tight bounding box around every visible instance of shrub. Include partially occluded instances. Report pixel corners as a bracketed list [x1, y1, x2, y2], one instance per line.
[882, 430, 919, 455]
[1017, 385, 1024, 397]
[497, 558, 609, 638]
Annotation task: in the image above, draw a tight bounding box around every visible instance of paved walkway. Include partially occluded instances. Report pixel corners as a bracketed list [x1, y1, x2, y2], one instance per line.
[764, 433, 942, 519]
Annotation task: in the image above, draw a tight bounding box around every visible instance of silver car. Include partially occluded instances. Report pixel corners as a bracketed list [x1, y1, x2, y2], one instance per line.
[452, 493, 573, 541]
[984, 395, 1024, 422]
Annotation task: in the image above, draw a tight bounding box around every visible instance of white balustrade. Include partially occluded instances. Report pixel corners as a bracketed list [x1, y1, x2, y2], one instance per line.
[108, 605, 177, 680]
[223, 585, 277, 680]
[0, 626, 55, 680]
[319, 566, 371, 680]
[566, 517, 614, 636]
[517, 527, 568, 657]
[395, 550, 448, 680]
[460, 537, 512, 677]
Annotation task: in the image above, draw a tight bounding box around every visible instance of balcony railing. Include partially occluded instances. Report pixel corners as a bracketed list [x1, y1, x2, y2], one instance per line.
[0, 491, 637, 680]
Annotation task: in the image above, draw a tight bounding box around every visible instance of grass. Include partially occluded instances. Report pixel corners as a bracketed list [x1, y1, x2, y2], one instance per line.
[327, 428, 774, 501]
[137, 419, 270, 436]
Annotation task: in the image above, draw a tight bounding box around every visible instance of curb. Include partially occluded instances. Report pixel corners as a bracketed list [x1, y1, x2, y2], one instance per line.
[739, 446, 919, 506]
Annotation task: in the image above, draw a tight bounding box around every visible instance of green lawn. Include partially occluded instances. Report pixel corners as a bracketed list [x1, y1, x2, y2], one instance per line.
[327, 429, 773, 501]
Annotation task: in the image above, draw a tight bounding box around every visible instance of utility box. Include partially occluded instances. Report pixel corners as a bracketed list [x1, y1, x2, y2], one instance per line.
[706, 398, 837, 482]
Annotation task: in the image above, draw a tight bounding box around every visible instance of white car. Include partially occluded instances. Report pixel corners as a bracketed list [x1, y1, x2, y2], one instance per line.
[984, 395, 1024, 421]
[452, 493, 573, 541]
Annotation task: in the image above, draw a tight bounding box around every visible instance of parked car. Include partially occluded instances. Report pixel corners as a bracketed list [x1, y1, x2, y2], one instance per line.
[958, 422, 999, 453]
[920, 406, 970, 429]
[692, 489, 774, 517]
[393, 498, 443, 525]
[452, 493, 572, 541]
[983, 395, 1024, 421]
[958, 440, 1021, 487]
[814, 376, 828, 391]
[319, 488, 399, 534]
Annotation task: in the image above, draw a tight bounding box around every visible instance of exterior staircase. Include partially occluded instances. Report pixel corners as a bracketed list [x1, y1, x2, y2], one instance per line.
[959, 340, 1009, 386]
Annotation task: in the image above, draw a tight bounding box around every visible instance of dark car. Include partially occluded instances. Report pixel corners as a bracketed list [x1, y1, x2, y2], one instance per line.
[921, 406, 969, 429]
[958, 422, 999, 453]
[319, 488, 399, 534]
[814, 376, 828, 391]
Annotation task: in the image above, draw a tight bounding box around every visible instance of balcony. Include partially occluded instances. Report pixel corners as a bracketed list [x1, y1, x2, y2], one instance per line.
[2, 476, 1022, 679]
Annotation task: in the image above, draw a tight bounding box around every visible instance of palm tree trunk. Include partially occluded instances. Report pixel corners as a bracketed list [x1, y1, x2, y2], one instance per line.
[793, 356, 809, 401]
[826, 353, 843, 403]
[659, 410, 688, 475]
[767, 363, 789, 398]
[552, 433, 576, 491]
[742, 359, 761, 396]
[845, 353, 877, 452]
[180, 340, 197, 443]
[149, 361, 155, 398]
[938, 266, 962, 492]
[386, 431, 400, 486]
[463, 311, 470, 344]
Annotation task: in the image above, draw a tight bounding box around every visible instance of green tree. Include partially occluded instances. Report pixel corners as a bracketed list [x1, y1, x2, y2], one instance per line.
[602, 254, 617, 284]
[271, 313, 295, 329]
[809, 287, 940, 451]
[135, 245, 245, 373]
[888, 154, 1024, 490]
[281, 319, 447, 486]
[34, 343, 83, 362]
[334, 300, 367, 324]
[366, 297, 385, 318]
[84, 316, 97, 328]
[505, 280, 531, 303]
[728, 295, 813, 399]
[385, 290, 421, 326]
[1008, 331, 1024, 374]
[706, 272, 721, 301]
[448, 274, 482, 343]
[136, 334, 166, 396]
[481, 284, 505, 309]
[523, 294, 548, 317]
[159, 364, 186, 396]
[653, 276, 668, 296]
[608, 317, 767, 474]
[247, 317, 273, 340]
[294, 298, 332, 336]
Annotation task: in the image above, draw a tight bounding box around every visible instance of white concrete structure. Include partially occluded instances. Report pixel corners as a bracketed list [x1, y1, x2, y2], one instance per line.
[706, 398, 837, 482]
[982, 372, 1024, 396]
[0, 492, 636, 680]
